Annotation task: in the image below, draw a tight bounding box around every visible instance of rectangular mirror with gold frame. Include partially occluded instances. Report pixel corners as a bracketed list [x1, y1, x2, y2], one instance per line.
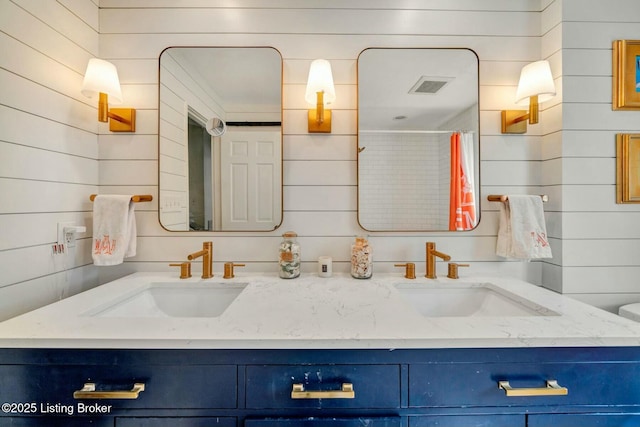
[357, 48, 480, 232]
[617, 133, 640, 203]
[158, 47, 283, 231]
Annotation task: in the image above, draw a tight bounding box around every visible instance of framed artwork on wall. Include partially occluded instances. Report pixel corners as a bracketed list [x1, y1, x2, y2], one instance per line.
[616, 134, 640, 203]
[613, 40, 640, 110]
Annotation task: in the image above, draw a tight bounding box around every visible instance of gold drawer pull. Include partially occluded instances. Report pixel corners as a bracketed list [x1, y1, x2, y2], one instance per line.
[291, 383, 355, 399]
[73, 382, 145, 399]
[498, 380, 568, 397]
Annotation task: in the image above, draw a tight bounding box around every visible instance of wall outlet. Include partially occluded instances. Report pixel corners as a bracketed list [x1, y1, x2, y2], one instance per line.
[57, 222, 86, 248]
[57, 222, 74, 246]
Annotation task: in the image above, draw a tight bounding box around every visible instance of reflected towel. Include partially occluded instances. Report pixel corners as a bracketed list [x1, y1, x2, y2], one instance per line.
[449, 132, 461, 230]
[496, 195, 552, 259]
[92, 195, 137, 266]
[449, 132, 476, 230]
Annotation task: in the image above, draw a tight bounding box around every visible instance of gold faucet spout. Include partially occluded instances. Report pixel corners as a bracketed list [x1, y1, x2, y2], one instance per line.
[431, 250, 451, 261]
[187, 249, 207, 259]
[426, 242, 451, 279]
[187, 241, 213, 279]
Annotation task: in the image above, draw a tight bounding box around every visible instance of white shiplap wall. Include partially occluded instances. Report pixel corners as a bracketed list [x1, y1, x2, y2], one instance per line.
[94, 0, 545, 287]
[544, 0, 640, 312]
[158, 51, 224, 231]
[0, 0, 100, 321]
[3, 0, 639, 321]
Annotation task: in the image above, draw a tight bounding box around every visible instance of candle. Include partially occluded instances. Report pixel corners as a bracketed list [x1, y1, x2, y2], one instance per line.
[318, 256, 332, 277]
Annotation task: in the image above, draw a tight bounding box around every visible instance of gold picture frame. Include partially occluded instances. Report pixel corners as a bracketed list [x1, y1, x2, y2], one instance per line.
[613, 40, 640, 110]
[616, 134, 640, 203]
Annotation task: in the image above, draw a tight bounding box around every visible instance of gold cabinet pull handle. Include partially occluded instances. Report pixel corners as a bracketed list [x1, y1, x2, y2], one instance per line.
[73, 382, 145, 399]
[291, 383, 355, 399]
[498, 380, 568, 397]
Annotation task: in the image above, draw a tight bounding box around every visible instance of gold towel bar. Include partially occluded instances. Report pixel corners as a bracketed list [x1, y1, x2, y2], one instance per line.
[90, 194, 153, 203]
[487, 194, 548, 203]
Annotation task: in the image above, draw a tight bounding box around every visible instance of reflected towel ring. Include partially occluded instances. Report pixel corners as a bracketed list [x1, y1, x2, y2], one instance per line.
[206, 116, 226, 137]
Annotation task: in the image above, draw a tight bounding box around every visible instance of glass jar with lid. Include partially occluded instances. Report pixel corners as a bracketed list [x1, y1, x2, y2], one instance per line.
[279, 231, 301, 279]
[351, 236, 372, 279]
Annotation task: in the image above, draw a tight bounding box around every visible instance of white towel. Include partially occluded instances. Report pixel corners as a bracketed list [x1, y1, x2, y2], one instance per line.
[92, 195, 137, 266]
[496, 195, 552, 259]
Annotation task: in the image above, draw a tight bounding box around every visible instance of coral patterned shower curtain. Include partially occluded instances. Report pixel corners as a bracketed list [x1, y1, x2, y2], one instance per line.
[449, 131, 477, 231]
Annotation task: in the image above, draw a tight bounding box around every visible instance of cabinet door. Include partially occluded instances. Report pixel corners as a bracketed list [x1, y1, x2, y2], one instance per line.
[528, 414, 640, 426]
[410, 361, 640, 408]
[245, 417, 401, 427]
[117, 417, 236, 427]
[246, 364, 400, 409]
[1, 417, 112, 426]
[410, 415, 524, 427]
[0, 364, 237, 409]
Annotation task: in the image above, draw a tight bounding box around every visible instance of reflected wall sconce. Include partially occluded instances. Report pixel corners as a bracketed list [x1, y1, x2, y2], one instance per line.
[501, 60, 556, 134]
[82, 58, 136, 132]
[305, 59, 336, 133]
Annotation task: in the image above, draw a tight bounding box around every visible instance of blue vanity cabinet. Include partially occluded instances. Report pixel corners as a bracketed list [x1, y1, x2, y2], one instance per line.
[0, 349, 238, 426]
[528, 414, 640, 426]
[2, 347, 640, 426]
[0, 364, 237, 410]
[245, 364, 400, 409]
[245, 417, 402, 427]
[406, 347, 640, 425]
[0, 364, 237, 417]
[409, 360, 640, 408]
[409, 415, 524, 426]
[243, 364, 402, 427]
[116, 417, 238, 427]
[2, 417, 113, 426]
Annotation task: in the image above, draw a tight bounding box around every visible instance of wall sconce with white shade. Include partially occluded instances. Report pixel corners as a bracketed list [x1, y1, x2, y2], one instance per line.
[501, 60, 556, 134]
[305, 59, 336, 133]
[81, 58, 136, 132]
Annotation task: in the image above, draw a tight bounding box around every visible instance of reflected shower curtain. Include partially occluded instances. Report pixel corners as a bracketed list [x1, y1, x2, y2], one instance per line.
[449, 131, 477, 231]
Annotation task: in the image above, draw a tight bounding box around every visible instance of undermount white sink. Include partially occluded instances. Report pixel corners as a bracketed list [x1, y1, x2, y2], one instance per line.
[85, 282, 248, 318]
[394, 283, 559, 318]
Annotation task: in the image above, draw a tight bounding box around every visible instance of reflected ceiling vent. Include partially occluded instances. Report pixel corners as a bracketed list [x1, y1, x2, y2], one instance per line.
[409, 76, 454, 95]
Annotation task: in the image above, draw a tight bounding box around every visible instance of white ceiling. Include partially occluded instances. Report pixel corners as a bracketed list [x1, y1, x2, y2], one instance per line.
[358, 48, 478, 131]
[162, 47, 476, 129]
[166, 47, 282, 114]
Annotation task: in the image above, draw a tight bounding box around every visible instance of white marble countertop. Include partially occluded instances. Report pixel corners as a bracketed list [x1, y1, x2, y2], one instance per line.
[1, 272, 640, 349]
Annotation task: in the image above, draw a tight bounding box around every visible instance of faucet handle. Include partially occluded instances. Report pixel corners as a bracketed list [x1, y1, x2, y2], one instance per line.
[394, 263, 416, 279]
[223, 262, 246, 279]
[169, 262, 192, 279]
[447, 263, 470, 279]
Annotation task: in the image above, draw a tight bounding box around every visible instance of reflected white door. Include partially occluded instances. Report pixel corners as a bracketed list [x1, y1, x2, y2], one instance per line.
[220, 130, 281, 230]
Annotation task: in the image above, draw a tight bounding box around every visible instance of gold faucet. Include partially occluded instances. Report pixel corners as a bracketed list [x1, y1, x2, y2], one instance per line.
[169, 261, 192, 279]
[426, 242, 451, 279]
[394, 263, 416, 279]
[187, 241, 213, 279]
[447, 262, 470, 279]
[223, 262, 245, 279]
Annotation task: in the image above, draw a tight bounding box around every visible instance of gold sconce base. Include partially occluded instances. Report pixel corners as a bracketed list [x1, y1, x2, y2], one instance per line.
[501, 95, 539, 134]
[308, 109, 332, 133]
[501, 110, 528, 134]
[109, 108, 136, 132]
